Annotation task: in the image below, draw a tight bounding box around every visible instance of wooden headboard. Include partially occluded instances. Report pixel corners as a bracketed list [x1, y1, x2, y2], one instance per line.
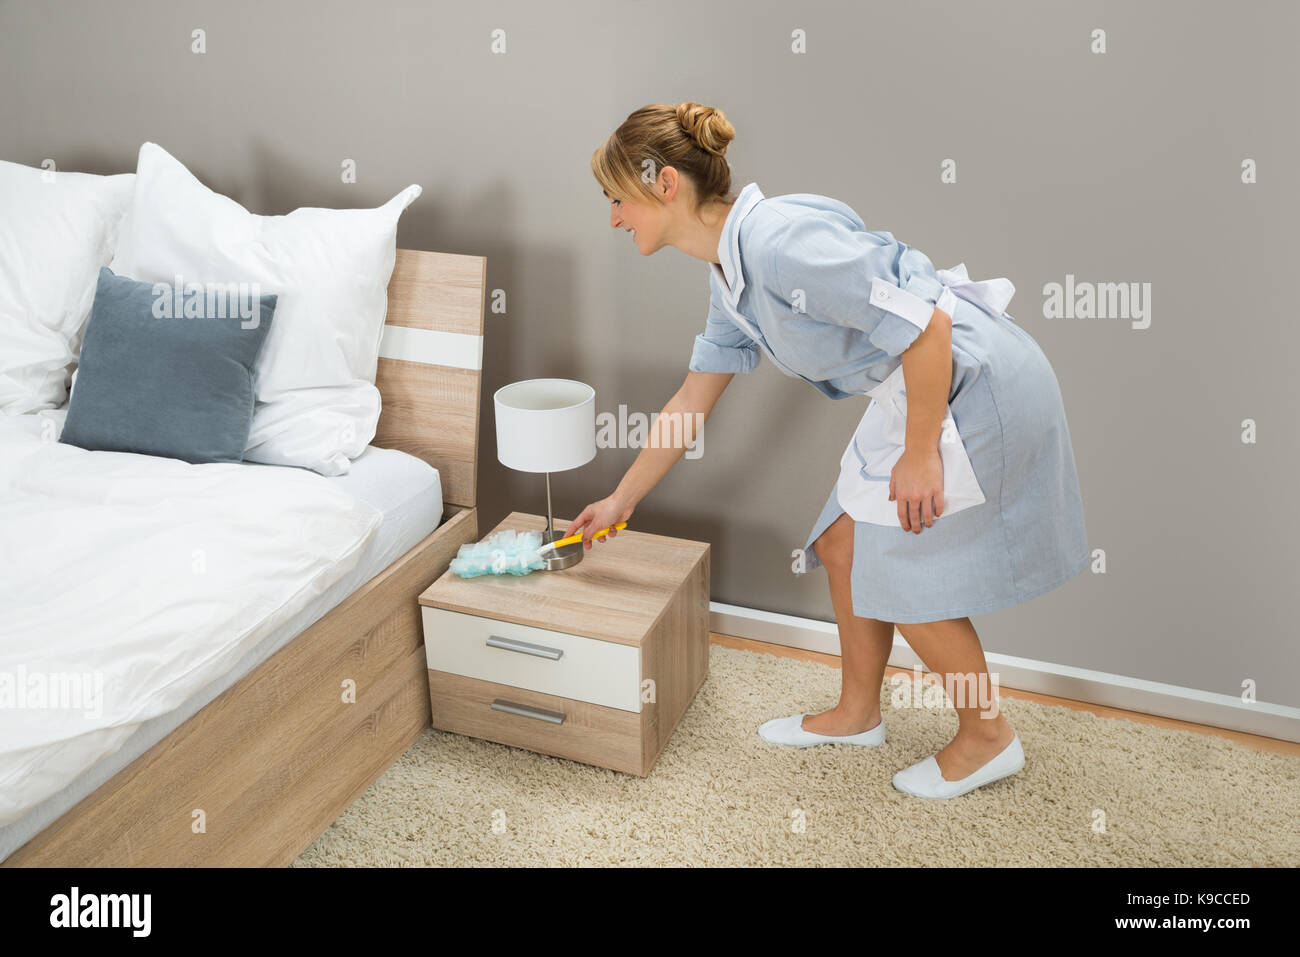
[373, 249, 486, 509]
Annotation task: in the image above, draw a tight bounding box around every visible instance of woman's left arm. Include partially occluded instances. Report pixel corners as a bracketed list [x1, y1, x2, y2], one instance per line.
[890, 305, 953, 533]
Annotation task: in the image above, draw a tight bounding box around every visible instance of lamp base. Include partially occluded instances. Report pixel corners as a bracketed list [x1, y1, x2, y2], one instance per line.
[541, 527, 585, 570]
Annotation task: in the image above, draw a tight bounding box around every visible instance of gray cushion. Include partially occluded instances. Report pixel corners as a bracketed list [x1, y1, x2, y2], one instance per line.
[61, 267, 278, 464]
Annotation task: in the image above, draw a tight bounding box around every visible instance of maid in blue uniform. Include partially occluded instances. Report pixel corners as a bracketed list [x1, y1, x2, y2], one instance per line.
[579, 102, 1089, 799]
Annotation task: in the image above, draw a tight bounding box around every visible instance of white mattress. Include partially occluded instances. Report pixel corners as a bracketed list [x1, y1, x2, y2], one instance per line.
[0, 428, 443, 862]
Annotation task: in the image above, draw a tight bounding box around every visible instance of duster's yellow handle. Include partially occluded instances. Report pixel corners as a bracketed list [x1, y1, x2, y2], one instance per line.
[548, 521, 627, 550]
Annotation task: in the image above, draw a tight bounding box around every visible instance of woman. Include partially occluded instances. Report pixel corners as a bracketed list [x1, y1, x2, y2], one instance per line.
[568, 102, 1089, 799]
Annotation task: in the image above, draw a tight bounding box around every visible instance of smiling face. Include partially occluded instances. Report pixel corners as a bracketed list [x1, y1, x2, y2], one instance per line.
[596, 161, 732, 266]
[604, 187, 665, 256]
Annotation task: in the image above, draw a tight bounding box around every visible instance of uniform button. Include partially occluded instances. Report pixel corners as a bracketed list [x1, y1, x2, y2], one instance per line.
[876, 289, 888, 300]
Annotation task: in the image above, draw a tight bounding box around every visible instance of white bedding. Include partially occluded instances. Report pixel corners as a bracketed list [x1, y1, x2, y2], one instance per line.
[0, 412, 385, 827]
[0, 424, 444, 861]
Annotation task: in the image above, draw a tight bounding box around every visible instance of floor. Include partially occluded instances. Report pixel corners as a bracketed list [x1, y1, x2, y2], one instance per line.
[711, 633, 1300, 758]
[296, 636, 1300, 866]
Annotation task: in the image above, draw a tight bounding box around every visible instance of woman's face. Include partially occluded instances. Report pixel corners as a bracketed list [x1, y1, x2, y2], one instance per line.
[606, 189, 663, 256]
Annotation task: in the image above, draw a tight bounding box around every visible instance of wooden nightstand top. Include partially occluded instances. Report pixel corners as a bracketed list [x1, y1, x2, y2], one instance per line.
[418, 511, 708, 646]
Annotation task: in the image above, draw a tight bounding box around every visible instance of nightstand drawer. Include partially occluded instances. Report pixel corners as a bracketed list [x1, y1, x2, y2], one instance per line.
[428, 670, 645, 775]
[421, 606, 642, 713]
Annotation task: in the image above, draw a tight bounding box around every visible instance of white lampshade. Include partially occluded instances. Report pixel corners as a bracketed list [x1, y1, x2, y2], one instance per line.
[494, 378, 596, 473]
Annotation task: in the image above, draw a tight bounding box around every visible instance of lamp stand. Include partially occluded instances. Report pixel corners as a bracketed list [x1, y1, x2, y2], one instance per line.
[545, 470, 554, 540]
[540, 471, 583, 570]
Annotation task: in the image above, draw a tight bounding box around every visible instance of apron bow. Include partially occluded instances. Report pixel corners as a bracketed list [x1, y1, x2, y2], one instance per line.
[936, 264, 1016, 323]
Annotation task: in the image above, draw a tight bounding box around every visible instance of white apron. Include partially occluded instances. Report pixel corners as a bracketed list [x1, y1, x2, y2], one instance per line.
[837, 264, 1017, 527]
[711, 260, 1017, 528]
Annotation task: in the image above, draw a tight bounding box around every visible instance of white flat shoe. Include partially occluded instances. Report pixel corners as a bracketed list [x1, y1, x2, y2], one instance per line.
[757, 713, 885, 748]
[892, 732, 1025, 799]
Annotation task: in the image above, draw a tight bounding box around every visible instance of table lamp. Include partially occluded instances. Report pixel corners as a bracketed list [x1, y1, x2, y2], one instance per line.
[494, 378, 596, 570]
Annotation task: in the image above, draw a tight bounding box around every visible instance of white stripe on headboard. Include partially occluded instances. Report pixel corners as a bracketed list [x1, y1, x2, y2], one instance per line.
[379, 323, 483, 371]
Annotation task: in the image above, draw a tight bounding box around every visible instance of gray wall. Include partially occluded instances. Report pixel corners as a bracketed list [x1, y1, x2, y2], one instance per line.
[4, 0, 1296, 708]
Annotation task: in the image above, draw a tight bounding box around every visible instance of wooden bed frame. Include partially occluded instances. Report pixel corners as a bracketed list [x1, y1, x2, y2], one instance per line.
[5, 249, 486, 867]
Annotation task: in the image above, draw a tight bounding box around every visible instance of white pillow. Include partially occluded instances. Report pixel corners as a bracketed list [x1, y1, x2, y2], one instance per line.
[0, 160, 134, 414]
[109, 142, 421, 475]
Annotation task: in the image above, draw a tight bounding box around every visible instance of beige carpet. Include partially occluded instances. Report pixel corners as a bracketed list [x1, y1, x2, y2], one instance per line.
[294, 644, 1299, 866]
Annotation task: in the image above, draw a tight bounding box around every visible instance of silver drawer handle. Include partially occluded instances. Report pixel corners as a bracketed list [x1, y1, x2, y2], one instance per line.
[491, 698, 566, 725]
[486, 634, 563, 660]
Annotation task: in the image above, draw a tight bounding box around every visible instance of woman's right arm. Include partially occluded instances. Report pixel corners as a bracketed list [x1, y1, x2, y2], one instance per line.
[565, 370, 734, 547]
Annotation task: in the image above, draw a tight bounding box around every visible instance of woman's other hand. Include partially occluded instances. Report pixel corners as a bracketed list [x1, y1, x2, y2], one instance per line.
[889, 448, 945, 533]
[564, 493, 636, 549]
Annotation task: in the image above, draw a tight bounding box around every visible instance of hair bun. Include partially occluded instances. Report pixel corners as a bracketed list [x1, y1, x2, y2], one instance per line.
[676, 102, 735, 158]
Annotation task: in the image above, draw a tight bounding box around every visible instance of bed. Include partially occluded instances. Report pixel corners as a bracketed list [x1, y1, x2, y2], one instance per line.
[1, 248, 485, 867]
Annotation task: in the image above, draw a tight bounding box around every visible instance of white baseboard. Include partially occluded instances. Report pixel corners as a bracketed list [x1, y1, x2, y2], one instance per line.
[708, 602, 1300, 745]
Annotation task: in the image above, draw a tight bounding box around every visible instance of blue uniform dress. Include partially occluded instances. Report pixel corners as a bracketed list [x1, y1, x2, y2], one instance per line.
[688, 183, 1089, 623]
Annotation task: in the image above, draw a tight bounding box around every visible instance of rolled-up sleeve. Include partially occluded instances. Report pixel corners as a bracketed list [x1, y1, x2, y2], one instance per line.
[767, 213, 945, 358]
[688, 293, 761, 374]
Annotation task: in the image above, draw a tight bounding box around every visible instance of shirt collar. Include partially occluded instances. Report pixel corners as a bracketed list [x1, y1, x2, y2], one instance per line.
[712, 182, 765, 306]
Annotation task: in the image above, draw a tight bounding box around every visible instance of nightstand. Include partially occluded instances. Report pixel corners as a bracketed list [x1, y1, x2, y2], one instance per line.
[418, 511, 710, 776]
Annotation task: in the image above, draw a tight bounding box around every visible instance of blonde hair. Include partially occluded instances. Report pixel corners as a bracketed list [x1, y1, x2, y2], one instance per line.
[591, 102, 737, 216]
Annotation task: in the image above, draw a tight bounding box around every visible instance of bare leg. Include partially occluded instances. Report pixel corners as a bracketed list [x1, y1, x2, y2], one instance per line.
[800, 512, 892, 736]
[894, 617, 1016, 781]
